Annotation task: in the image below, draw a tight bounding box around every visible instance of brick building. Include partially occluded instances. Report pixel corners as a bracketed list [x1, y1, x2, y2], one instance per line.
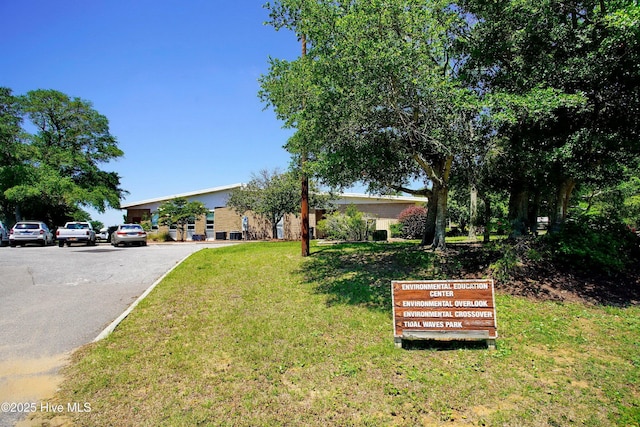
[121, 184, 428, 241]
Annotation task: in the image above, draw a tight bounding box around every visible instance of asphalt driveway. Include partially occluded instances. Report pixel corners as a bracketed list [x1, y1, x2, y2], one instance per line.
[0, 242, 234, 426]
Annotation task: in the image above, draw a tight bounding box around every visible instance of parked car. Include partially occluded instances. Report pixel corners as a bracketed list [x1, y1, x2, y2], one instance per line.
[9, 221, 54, 247]
[96, 226, 118, 243]
[0, 221, 9, 246]
[56, 221, 96, 247]
[111, 224, 147, 247]
[96, 227, 109, 242]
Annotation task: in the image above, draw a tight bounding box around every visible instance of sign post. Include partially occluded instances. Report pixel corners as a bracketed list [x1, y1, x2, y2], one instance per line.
[392, 279, 498, 349]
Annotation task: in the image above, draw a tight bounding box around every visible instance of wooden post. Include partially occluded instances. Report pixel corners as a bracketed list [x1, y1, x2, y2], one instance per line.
[301, 165, 310, 257]
[301, 34, 310, 257]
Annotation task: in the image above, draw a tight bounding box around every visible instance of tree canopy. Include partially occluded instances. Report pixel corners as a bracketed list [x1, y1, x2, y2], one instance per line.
[261, 0, 478, 249]
[461, 0, 640, 233]
[0, 88, 126, 226]
[260, 0, 640, 247]
[155, 198, 209, 242]
[226, 169, 330, 239]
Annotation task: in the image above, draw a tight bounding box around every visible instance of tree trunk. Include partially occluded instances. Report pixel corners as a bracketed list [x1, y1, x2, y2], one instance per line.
[549, 178, 576, 232]
[421, 191, 437, 246]
[468, 183, 478, 241]
[508, 182, 528, 237]
[416, 154, 452, 250]
[528, 190, 541, 235]
[482, 194, 491, 243]
[301, 171, 309, 253]
[300, 33, 310, 255]
[432, 184, 449, 250]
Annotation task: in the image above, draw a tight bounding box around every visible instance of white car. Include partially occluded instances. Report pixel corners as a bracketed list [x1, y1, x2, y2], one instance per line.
[10, 221, 54, 247]
[96, 227, 109, 241]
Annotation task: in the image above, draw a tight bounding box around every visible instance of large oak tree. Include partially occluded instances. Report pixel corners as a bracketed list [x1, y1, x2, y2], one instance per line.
[459, 0, 640, 232]
[262, 0, 481, 249]
[261, 0, 585, 248]
[0, 88, 126, 226]
[262, 0, 638, 245]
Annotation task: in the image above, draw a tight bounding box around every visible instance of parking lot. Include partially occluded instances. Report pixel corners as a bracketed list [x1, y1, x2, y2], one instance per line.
[0, 241, 234, 426]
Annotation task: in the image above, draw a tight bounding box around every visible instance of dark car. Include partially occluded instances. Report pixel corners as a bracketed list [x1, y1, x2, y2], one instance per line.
[0, 221, 9, 246]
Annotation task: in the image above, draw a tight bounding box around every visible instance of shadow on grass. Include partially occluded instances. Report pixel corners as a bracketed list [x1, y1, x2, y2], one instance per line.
[300, 242, 430, 311]
[300, 242, 501, 312]
[301, 240, 640, 309]
[401, 339, 490, 351]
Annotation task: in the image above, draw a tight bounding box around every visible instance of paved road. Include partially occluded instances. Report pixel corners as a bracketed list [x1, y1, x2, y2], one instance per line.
[0, 241, 235, 426]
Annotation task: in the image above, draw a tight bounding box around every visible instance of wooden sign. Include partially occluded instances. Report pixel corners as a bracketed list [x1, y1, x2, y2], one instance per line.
[392, 279, 498, 348]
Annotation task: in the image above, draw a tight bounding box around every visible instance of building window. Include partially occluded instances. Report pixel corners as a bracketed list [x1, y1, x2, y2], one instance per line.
[187, 218, 196, 231]
[206, 211, 214, 231]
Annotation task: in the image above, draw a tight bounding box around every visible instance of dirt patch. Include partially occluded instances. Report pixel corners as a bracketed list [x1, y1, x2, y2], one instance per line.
[504, 263, 640, 306]
[16, 414, 74, 427]
[444, 243, 640, 307]
[0, 354, 70, 426]
[0, 354, 68, 402]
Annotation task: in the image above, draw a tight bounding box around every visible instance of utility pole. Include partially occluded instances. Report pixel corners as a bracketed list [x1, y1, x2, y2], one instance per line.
[301, 33, 310, 257]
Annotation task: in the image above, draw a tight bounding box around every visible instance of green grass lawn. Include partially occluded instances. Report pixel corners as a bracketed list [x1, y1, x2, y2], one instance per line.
[47, 242, 638, 426]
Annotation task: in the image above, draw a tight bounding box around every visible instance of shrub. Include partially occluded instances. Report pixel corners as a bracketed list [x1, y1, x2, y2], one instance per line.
[398, 206, 427, 239]
[390, 223, 403, 238]
[148, 231, 172, 242]
[317, 205, 373, 241]
[489, 243, 521, 282]
[540, 217, 640, 274]
[490, 218, 511, 235]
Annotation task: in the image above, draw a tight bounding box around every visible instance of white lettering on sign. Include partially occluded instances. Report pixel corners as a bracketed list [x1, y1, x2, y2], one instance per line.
[453, 283, 489, 290]
[403, 321, 422, 328]
[423, 321, 444, 328]
[401, 283, 452, 290]
[454, 311, 493, 318]
[403, 321, 463, 328]
[402, 300, 454, 307]
[392, 279, 498, 340]
[404, 311, 453, 318]
[454, 300, 489, 307]
[430, 290, 454, 297]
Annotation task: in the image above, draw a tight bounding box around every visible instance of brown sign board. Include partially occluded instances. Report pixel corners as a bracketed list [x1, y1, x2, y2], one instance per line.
[392, 279, 498, 347]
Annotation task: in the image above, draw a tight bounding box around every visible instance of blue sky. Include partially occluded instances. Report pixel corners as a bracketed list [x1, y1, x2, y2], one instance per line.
[1, 1, 303, 226]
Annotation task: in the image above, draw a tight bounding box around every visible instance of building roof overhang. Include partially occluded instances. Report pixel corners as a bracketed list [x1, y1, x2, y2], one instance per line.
[121, 183, 243, 209]
[121, 184, 428, 210]
[335, 193, 428, 205]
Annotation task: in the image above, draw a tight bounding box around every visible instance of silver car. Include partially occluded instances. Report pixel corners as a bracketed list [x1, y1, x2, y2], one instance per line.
[10, 221, 54, 247]
[111, 224, 147, 247]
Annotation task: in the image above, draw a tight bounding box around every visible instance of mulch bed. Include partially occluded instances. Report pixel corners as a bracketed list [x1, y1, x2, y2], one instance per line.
[445, 243, 640, 307]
